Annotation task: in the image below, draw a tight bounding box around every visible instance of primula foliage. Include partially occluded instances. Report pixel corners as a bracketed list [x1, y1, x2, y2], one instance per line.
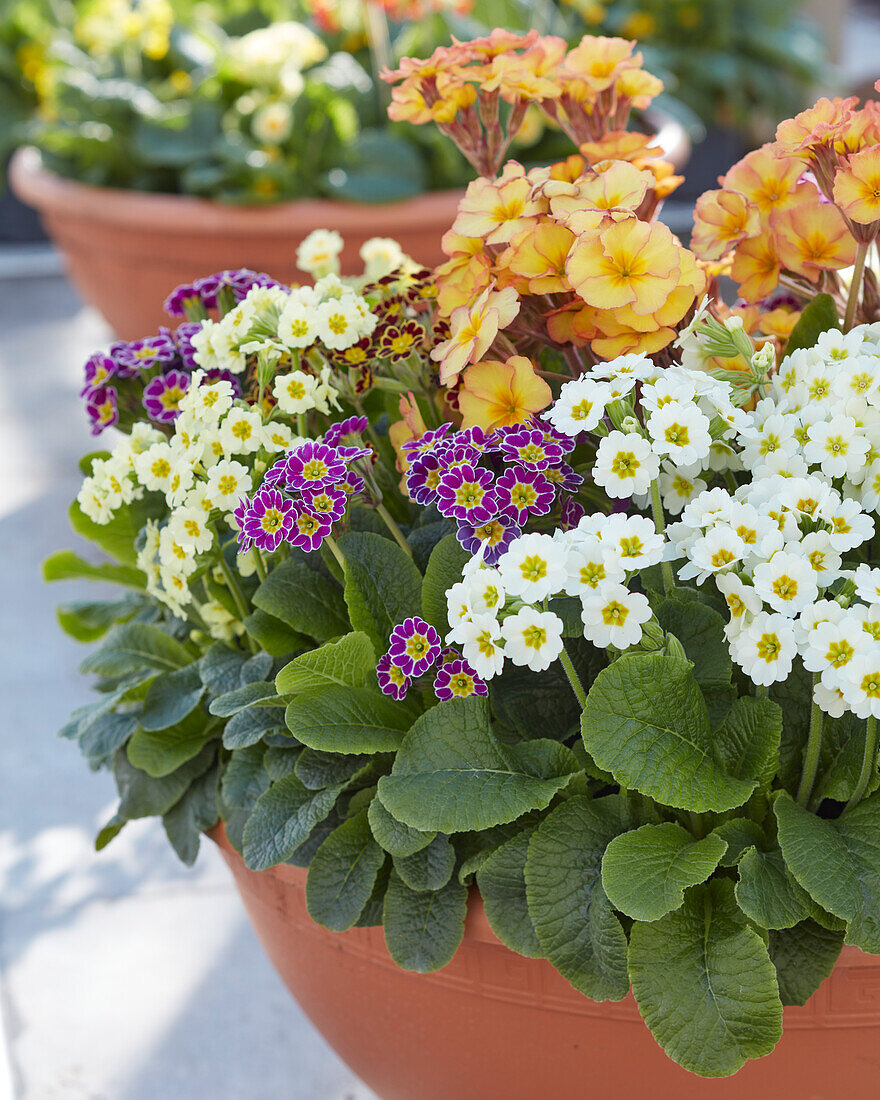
[49, 67, 880, 1082]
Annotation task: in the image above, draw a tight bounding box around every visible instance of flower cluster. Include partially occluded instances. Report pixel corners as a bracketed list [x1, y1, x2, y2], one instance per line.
[402, 416, 583, 562]
[376, 617, 489, 702]
[691, 88, 880, 333]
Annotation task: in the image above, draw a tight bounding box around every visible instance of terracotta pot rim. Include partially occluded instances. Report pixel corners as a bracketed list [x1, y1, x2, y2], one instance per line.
[9, 147, 466, 235]
[206, 824, 867, 969]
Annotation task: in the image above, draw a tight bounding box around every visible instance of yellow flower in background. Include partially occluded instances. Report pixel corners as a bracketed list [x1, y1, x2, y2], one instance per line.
[834, 147, 880, 225]
[622, 13, 658, 40]
[722, 145, 807, 216]
[457, 356, 552, 431]
[452, 163, 546, 244]
[730, 233, 783, 303]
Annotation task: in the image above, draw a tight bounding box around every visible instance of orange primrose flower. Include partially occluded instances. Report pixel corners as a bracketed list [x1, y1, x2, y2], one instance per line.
[431, 284, 521, 386]
[451, 162, 546, 244]
[730, 233, 784, 303]
[774, 202, 857, 281]
[722, 144, 808, 216]
[501, 222, 575, 293]
[833, 146, 880, 225]
[691, 188, 761, 261]
[457, 356, 552, 430]
[388, 393, 429, 478]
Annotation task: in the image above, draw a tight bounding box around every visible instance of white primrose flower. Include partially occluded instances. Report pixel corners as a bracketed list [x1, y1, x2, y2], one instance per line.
[445, 581, 473, 644]
[157, 564, 193, 617]
[794, 598, 846, 646]
[840, 648, 880, 719]
[463, 569, 506, 616]
[825, 498, 874, 553]
[814, 680, 849, 718]
[315, 296, 368, 351]
[191, 319, 221, 371]
[752, 550, 819, 617]
[832, 358, 880, 403]
[545, 377, 610, 435]
[273, 370, 321, 415]
[360, 237, 407, 280]
[854, 459, 880, 511]
[563, 534, 626, 596]
[593, 431, 660, 499]
[168, 507, 214, 555]
[297, 229, 344, 278]
[158, 527, 197, 576]
[460, 613, 506, 679]
[854, 564, 880, 604]
[853, 602, 880, 642]
[580, 581, 652, 650]
[646, 402, 712, 468]
[278, 296, 319, 349]
[658, 464, 707, 516]
[602, 352, 657, 383]
[678, 525, 746, 584]
[76, 479, 115, 524]
[803, 416, 870, 480]
[715, 573, 763, 638]
[263, 422, 299, 454]
[133, 441, 179, 495]
[178, 372, 235, 423]
[205, 459, 252, 512]
[815, 327, 867, 362]
[731, 612, 797, 686]
[738, 413, 799, 474]
[802, 616, 863, 688]
[500, 607, 564, 673]
[497, 533, 568, 603]
[600, 514, 664, 571]
[797, 531, 842, 586]
[252, 100, 293, 144]
[219, 406, 264, 456]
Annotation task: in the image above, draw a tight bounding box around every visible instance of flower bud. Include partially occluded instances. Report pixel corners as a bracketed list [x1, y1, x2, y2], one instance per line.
[663, 632, 688, 660]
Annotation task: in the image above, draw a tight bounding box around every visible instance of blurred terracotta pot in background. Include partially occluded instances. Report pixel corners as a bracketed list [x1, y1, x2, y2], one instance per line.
[211, 825, 880, 1100]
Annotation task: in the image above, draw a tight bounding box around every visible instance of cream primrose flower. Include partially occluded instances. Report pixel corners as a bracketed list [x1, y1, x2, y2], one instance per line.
[460, 613, 507, 679]
[76, 479, 114, 524]
[497, 532, 568, 603]
[296, 229, 344, 279]
[137, 519, 161, 590]
[678, 525, 746, 585]
[157, 563, 193, 616]
[545, 377, 610, 436]
[191, 319, 221, 371]
[462, 569, 506, 616]
[200, 599, 241, 644]
[252, 100, 293, 145]
[158, 526, 197, 576]
[854, 563, 880, 604]
[825, 498, 874, 553]
[839, 648, 880, 719]
[263, 422, 298, 453]
[315, 296, 368, 351]
[752, 550, 820, 617]
[360, 237, 407, 281]
[803, 416, 870, 480]
[793, 598, 846, 646]
[599, 514, 665, 571]
[580, 581, 652, 650]
[445, 581, 474, 645]
[598, 352, 658, 383]
[797, 530, 843, 586]
[802, 615, 863, 688]
[715, 573, 763, 639]
[646, 402, 713, 468]
[814, 680, 849, 718]
[205, 459, 252, 512]
[272, 370, 321, 415]
[658, 463, 708, 516]
[563, 534, 626, 596]
[218, 406, 264, 456]
[500, 607, 564, 673]
[593, 431, 660, 499]
[731, 611, 797, 686]
[168, 507, 214, 555]
[277, 296, 319, 350]
[133, 441, 179, 495]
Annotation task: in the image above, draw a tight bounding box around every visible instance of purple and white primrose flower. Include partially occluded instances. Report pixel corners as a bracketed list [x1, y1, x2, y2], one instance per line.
[376, 653, 412, 701]
[387, 617, 441, 678]
[302, 487, 347, 523]
[84, 385, 118, 434]
[433, 658, 488, 701]
[80, 352, 116, 396]
[435, 464, 498, 524]
[143, 369, 190, 423]
[284, 441, 348, 492]
[495, 426, 566, 469]
[496, 465, 555, 526]
[115, 333, 178, 374]
[457, 514, 521, 564]
[288, 502, 333, 552]
[240, 488, 297, 552]
[324, 415, 369, 448]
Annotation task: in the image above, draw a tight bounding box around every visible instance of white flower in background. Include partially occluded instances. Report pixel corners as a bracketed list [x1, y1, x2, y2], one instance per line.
[158, 564, 193, 616]
[191, 319, 221, 371]
[200, 599, 241, 643]
[137, 520, 161, 589]
[854, 564, 880, 604]
[169, 508, 214, 555]
[273, 370, 321, 415]
[297, 229, 344, 279]
[315, 296, 367, 350]
[76, 480, 114, 524]
[134, 441, 178, 495]
[839, 649, 880, 719]
[179, 372, 235, 424]
[815, 327, 866, 362]
[205, 459, 252, 512]
[500, 607, 564, 672]
[603, 352, 657, 383]
[581, 581, 652, 650]
[752, 550, 819, 616]
[715, 573, 762, 637]
[228, 22, 326, 83]
[593, 431, 659, 498]
[600, 514, 664, 570]
[731, 612, 797, 686]
[497, 532, 567, 602]
[646, 402, 712, 467]
[158, 527, 196, 576]
[209, 323, 248, 374]
[166, 459, 196, 508]
[184, 483, 216, 517]
[826, 498, 874, 552]
[252, 100, 293, 144]
[219, 407, 264, 455]
[463, 568, 506, 616]
[360, 237, 406, 280]
[263, 422, 299, 453]
[460, 613, 506, 679]
[545, 377, 610, 435]
[278, 296, 318, 349]
[445, 581, 473, 644]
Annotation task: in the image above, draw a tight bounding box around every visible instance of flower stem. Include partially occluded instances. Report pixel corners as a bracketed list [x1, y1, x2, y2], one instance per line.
[559, 642, 587, 709]
[649, 479, 674, 596]
[376, 501, 413, 557]
[845, 715, 878, 813]
[844, 240, 870, 333]
[796, 681, 825, 807]
[254, 549, 267, 582]
[324, 533, 346, 573]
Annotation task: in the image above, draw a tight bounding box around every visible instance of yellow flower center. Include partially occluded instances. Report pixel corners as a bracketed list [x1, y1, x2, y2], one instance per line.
[601, 600, 629, 626]
[519, 555, 548, 583]
[756, 633, 781, 661]
[771, 574, 798, 602]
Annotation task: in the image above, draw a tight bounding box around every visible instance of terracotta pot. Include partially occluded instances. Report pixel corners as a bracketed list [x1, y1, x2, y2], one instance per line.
[210, 825, 880, 1100]
[9, 147, 465, 340]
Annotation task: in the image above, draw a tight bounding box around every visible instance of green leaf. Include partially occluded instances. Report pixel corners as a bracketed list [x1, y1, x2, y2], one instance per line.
[525, 795, 631, 1001]
[295, 748, 371, 790]
[420, 533, 469, 634]
[368, 796, 436, 857]
[775, 790, 880, 952]
[383, 871, 467, 972]
[222, 744, 270, 810]
[378, 698, 576, 833]
[114, 743, 215, 819]
[735, 845, 813, 930]
[393, 834, 456, 892]
[80, 623, 193, 678]
[285, 686, 413, 754]
[768, 919, 844, 1006]
[242, 609, 307, 656]
[81, 711, 139, 766]
[713, 696, 782, 788]
[139, 665, 205, 731]
[476, 828, 541, 958]
[242, 774, 343, 871]
[628, 879, 783, 1077]
[814, 712, 876, 804]
[581, 655, 755, 812]
[253, 558, 349, 642]
[339, 531, 423, 654]
[221, 705, 287, 750]
[602, 823, 727, 922]
[127, 709, 215, 778]
[56, 595, 147, 642]
[711, 818, 766, 865]
[162, 763, 219, 866]
[783, 292, 840, 359]
[275, 631, 376, 695]
[209, 681, 277, 717]
[305, 810, 386, 932]
[263, 745, 302, 781]
[43, 548, 145, 589]
[69, 495, 163, 567]
[199, 644, 247, 695]
[654, 598, 732, 690]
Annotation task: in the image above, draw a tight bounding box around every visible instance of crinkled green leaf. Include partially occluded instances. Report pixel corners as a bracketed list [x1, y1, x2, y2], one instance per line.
[525, 795, 631, 1000]
[306, 810, 386, 932]
[378, 698, 577, 833]
[199, 644, 247, 695]
[711, 818, 766, 865]
[43, 548, 146, 589]
[768, 919, 844, 1006]
[242, 608, 307, 656]
[581, 655, 754, 812]
[163, 763, 220, 866]
[714, 696, 782, 788]
[393, 834, 455, 892]
[654, 598, 732, 690]
[209, 681, 277, 717]
[735, 845, 813, 930]
[602, 823, 727, 922]
[127, 709, 215, 777]
[368, 796, 436, 857]
[383, 870, 467, 973]
[139, 664, 205, 731]
[420, 533, 469, 635]
[80, 622, 193, 678]
[629, 879, 783, 1078]
[221, 704, 287, 749]
[242, 774, 343, 871]
[276, 631, 376, 695]
[253, 557, 349, 642]
[477, 827, 541, 958]
[340, 531, 423, 654]
[295, 748, 371, 790]
[285, 686, 412, 754]
[56, 594, 148, 641]
[222, 744, 270, 810]
[114, 742, 215, 819]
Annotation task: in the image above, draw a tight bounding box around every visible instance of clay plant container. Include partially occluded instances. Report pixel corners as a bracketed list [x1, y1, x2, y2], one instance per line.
[9, 146, 465, 340]
[210, 824, 880, 1100]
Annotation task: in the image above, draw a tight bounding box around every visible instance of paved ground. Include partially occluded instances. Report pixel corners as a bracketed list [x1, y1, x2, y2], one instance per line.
[0, 275, 377, 1099]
